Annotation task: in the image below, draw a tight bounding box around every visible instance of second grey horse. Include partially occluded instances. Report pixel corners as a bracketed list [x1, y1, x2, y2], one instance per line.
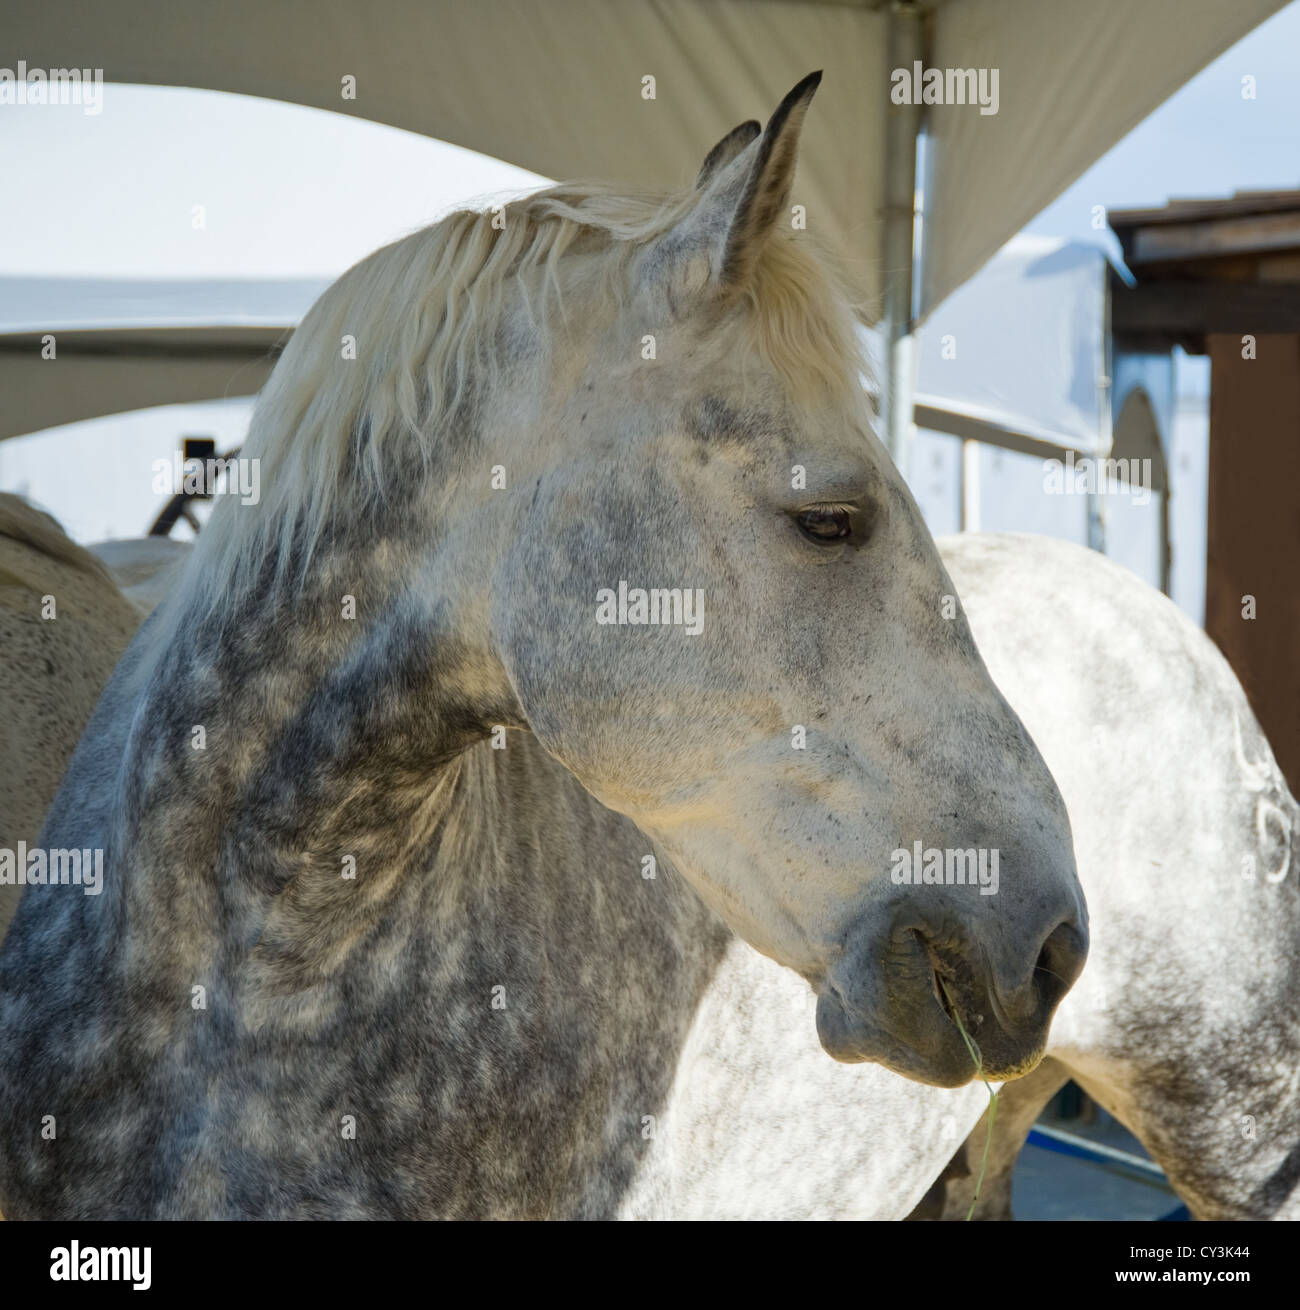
[916, 534, 1300, 1221]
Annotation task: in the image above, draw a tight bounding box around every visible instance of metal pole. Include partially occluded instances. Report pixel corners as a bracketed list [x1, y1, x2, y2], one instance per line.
[1090, 286, 1112, 555]
[960, 438, 980, 532]
[882, 0, 924, 481]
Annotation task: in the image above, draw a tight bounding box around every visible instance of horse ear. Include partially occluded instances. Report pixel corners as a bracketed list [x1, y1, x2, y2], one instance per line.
[695, 120, 761, 189]
[659, 72, 821, 300]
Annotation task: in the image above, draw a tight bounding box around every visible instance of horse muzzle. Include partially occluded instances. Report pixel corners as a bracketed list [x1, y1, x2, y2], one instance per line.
[814, 908, 1089, 1088]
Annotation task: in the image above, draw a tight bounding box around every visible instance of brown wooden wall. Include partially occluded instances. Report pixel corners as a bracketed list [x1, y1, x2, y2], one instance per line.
[1206, 333, 1300, 794]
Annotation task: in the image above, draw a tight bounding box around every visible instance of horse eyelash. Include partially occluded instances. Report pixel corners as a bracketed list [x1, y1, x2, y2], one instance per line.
[802, 500, 858, 513]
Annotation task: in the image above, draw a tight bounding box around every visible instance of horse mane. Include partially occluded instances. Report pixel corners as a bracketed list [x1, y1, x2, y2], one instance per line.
[168, 179, 870, 633]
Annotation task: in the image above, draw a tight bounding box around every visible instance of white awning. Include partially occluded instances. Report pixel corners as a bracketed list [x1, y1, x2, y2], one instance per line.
[0, 239, 1114, 449]
[0, 278, 327, 442]
[3, 0, 1285, 442]
[915, 236, 1111, 455]
[7, 0, 1283, 315]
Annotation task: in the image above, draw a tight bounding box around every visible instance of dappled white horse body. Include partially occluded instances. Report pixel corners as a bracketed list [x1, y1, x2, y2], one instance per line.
[618, 937, 986, 1218]
[922, 534, 1300, 1221]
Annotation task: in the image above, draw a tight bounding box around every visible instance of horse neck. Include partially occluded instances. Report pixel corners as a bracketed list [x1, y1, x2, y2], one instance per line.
[99, 544, 726, 1024]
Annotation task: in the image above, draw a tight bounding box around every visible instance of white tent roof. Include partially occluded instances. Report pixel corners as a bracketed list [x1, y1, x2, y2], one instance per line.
[0, 238, 1112, 448]
[0, 277, 326, 334]
[3, 0, 1285, 445]
[0, 278, 326, 442]
[914, 235, 1111, 455]
[9, 0, 1283, 316]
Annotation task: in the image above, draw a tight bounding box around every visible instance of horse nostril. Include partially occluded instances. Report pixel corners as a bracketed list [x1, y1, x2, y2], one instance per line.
[1033, 919, 1088, 1011]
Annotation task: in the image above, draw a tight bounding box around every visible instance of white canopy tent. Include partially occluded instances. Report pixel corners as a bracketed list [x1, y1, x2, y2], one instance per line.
[3, 0, 1286, 459]
[0, 239, 1162, 546]
[1, 238, 1117, 457]
[0, 240, 1187, 609]
[913, 235, 1113, 460]
[904, 235, 1174, 590]
[0, 277, 321, 442]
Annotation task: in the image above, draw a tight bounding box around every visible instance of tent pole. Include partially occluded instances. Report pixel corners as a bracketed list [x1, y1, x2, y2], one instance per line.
[881, 0, 925, 480]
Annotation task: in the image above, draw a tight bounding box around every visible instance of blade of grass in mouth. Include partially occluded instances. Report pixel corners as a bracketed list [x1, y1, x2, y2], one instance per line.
[938, 974, 998, 1222]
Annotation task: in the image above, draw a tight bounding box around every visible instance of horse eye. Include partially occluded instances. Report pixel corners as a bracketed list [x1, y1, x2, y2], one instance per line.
[796, 506, 853, 543]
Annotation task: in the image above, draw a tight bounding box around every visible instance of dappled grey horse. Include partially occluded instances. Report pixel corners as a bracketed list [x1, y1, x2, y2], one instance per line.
[0, 76, 1086, 1218]
[914, 534, 1300, 1222]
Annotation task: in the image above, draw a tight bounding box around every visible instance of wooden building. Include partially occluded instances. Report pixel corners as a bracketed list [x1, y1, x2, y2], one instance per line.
[1111, 192, 1300, 792]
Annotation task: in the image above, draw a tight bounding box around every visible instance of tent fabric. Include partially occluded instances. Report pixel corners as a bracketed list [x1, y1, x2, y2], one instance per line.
[7, 0, 1285, 320]
[0, 238, 1112, 446]
[913, 235, 1110, 455]
[0, 278, 328, 441]
[0, 277, 327, 333]
[921, 0, 1283, 313]
[0, 331, 279, 442]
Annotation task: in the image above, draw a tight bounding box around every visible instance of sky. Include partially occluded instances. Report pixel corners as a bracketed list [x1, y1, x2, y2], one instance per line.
[0, 81, 546, 281]
[1, 1, 1297, 612]
[1025, 1, 1300, 257]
